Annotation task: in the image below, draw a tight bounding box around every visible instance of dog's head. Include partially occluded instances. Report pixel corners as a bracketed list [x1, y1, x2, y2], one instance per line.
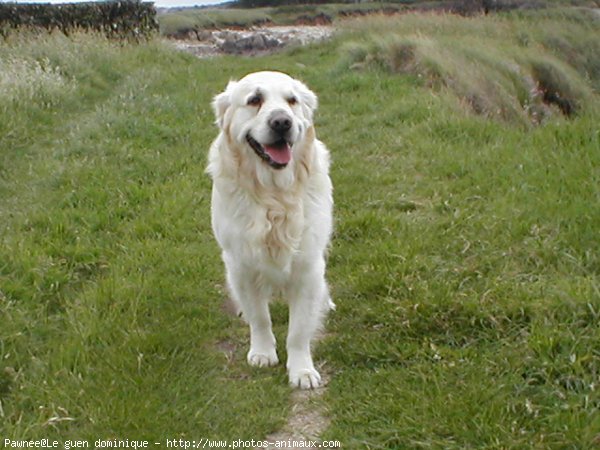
[212, 71, 317, 170]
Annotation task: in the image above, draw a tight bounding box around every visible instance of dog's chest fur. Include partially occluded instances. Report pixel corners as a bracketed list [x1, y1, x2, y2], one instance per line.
[209, 133, 315, 273]
[229, 177, 305, 275]
[263, 192, 304, 262]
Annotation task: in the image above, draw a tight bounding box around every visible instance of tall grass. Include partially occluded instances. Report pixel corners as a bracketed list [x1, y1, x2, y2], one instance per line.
[0, 57, 72, 105]
[339, 8, 600, 124]
[159, 8, 272, 35]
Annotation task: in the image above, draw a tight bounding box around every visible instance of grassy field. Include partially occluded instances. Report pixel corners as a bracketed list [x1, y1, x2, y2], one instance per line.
[1, 7, 599, 448]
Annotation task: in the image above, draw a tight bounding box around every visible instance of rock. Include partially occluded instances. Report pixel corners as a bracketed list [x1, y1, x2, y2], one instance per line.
[251, 33, 266, 49]
[265, 37, 280, 49]
[220, 32, 282, 54]
[196, 30, 212, 41]
[220, 34, 239, 53]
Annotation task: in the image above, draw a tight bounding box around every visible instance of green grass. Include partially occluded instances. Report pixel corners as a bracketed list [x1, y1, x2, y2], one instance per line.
[1, 9, 599, 448]
[0, 32, 290, 439]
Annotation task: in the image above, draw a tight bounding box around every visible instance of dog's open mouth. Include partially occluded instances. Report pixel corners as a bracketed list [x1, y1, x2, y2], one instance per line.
[246, 134, 291, 169]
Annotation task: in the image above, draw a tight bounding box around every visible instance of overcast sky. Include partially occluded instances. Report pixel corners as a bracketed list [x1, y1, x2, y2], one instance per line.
[0, 0, 225, 7]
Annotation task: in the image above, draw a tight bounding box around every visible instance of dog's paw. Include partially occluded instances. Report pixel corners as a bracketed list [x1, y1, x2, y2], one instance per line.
[289, 368, 321, 389]
[247, 350, 279, 367]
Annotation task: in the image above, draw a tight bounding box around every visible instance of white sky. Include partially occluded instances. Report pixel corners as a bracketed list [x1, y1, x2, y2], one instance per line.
[0, 0, 225, 7]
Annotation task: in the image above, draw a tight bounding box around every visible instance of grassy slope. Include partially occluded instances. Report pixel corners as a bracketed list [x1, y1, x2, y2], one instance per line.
[158, 3, 407, 35]
[339, 8, 600, 124]
[1, 10, 599, 448]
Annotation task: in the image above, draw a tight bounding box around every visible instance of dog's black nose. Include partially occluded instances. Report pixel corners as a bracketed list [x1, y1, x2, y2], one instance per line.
[268, 112, 292, 134]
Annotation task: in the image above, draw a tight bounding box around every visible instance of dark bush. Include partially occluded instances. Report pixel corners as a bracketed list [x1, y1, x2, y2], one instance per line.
[0, 1, 159, 39]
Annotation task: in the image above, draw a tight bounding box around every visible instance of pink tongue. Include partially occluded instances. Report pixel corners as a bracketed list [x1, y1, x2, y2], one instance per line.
[264, 142, 292, 165]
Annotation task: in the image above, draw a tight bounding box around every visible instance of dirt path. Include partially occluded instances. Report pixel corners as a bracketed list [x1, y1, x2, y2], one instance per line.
[263, 366, 331, 449]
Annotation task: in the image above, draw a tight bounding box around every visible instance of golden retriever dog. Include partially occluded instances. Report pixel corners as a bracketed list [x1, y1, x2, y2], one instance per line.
[206, 71, 334, 389]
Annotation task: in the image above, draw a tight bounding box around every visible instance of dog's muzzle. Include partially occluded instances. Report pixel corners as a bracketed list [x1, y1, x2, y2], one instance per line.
[246, 110, 294, 169]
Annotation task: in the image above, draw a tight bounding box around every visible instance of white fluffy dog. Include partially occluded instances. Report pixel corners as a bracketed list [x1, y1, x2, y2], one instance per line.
[206, 71, 334, 389]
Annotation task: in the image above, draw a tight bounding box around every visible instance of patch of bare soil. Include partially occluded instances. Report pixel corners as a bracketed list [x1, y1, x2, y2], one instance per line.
[262, 365, 331, 449]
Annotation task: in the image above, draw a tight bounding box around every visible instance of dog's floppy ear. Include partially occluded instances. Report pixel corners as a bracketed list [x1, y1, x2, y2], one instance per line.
[212, 80, 237, 129]
[295, 79, 318, 119]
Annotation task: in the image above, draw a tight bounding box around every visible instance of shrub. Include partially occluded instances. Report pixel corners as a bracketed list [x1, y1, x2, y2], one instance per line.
[0, 1, 158, 39]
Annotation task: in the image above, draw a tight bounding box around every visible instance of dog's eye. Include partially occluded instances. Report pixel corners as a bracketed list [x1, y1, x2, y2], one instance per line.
[247, 95, 262, 106]
[287, 96, 298, 106]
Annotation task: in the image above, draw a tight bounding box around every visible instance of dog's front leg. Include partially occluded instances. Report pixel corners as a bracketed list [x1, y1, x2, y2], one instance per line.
[286, 261, 329, 389]
[244, 296, 279, 367]
[224, 257, 278, 367]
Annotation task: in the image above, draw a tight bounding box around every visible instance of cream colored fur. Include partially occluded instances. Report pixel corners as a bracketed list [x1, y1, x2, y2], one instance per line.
[206, 71, 334, 389]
